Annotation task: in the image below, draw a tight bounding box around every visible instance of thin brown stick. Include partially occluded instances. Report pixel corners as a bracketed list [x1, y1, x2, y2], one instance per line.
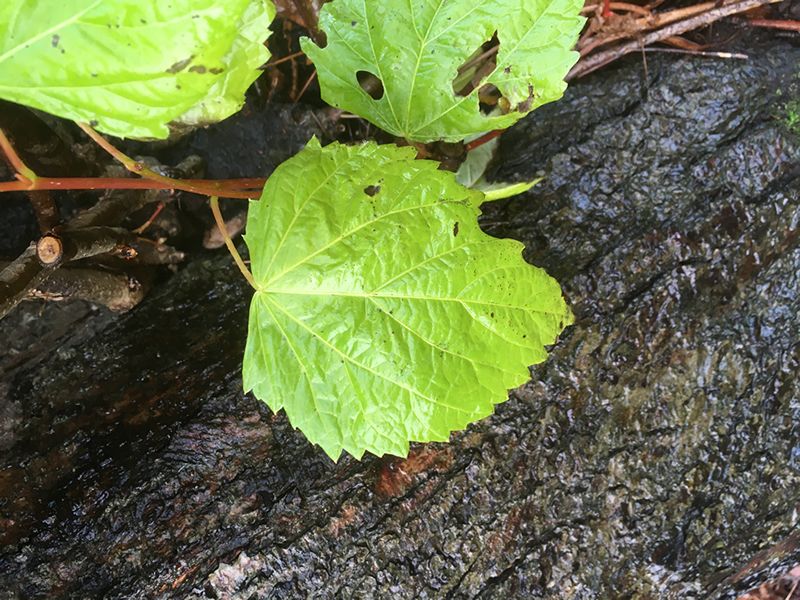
[265, 50, 306, 67]
[0, 260, 152, 313]
[579, 0, 738, 55]
[582, 2, 652, 16]
[643, 47, 748, 58]
[209, 196, 256, 289]
[0, 243, 46, 319]
[569, 0, 781, 79]
[25, 267, 149, 312]
[133, 201, 165, 234]
[785, 578, 799, 600]
[457, 45, 500, 75]
[747, 18, 800, 32]
[292, 70, 318, 103]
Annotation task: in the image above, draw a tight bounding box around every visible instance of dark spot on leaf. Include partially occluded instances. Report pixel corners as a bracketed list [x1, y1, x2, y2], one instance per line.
[351, 20, 357, 26]
[90, 73, 97, 78]
[490, 312, 495, 318]
[453, 222, 459, 236]
[140, 18, 147, 24]
[504, 66, 511, 74]
[51, 35, 59, 48]
[357, 71, 384, 100]
[189, 65, 207, 74]
[60, 49, 65, 54]
[364, 185, 380, 197]
[167, 57, 193, 74]
[209, 67, 224, 75]
[89, 119, 99, 127]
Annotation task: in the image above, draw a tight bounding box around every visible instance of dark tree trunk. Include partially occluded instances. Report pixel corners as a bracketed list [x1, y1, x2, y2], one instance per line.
[1, 34, 799, 599]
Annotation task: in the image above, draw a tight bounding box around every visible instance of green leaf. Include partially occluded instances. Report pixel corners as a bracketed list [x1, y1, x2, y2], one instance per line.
[479, 179, 540, 201]
[243, 138, 572, 460]
[456, 136, 541, 200]
[456, 136, 499, 188]
[302, 0, 584, 142]
[0, 0, 275, 139]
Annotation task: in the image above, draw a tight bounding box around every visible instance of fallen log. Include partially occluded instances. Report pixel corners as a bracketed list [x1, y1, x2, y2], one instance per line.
[1, 35, 799, 600]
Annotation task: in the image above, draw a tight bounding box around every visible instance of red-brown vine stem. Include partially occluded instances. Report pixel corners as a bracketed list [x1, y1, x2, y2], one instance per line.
[75, 123, 261, 199]
[0, 125, 265, 198]
[0, 176, 266, 194]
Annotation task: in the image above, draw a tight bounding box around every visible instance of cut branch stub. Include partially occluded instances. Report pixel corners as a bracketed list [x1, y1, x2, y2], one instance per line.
[36, 234, 64, 267]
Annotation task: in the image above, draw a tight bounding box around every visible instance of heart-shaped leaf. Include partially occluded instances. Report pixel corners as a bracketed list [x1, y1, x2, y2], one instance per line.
[0, 0, 274, 139]
[243, 138, 572, 459]
[302, 0, 584, 142]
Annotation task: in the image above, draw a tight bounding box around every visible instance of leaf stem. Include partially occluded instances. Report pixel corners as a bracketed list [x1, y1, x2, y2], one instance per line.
[209, 196, 256, 289]
[76, 122, 258, 199]
[0, 128, 38, 182]
[465, 130, 503, 151]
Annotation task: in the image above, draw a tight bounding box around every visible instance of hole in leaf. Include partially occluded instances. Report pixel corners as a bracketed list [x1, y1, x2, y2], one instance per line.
[453, 33, 499, 98]
[357, 71, 384, 100]
[364, 185, 380, 196]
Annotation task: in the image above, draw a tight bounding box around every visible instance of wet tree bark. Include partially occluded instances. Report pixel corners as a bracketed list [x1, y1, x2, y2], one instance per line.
[1, 35, 799, 599]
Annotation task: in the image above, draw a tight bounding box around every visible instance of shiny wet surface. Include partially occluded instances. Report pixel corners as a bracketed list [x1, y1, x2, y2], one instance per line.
[1, 34, 799, 599]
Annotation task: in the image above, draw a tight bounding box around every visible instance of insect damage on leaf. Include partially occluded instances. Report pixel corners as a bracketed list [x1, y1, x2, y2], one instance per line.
[0, 0, 276, 139]
[243, 138, 573, 460]
[302, 0, 585, 142]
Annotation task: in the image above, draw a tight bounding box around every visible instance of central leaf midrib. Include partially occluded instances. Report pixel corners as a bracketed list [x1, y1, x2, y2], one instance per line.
[260, 195, 440, 289]
[266, 295, 473, 415]
[258, 287, 564, 316]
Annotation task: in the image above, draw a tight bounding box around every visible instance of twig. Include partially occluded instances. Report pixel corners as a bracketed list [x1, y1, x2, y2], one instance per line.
[28, 191, 60, 232]
[643, 47, 748, 58]
[569, 0, 782, 79]
[35, 226, 184, 268]
[747, 18, 800, 32]
[36, 227, 132, 267]
[209, 196, 256, 289]
[582, 2, 652, 16]
[292, 70, 318, 103]
[579, 0, 749, 56]
[457, 45, 500, 76]
[133, 201, 166, 234]
[0, 244, 47, 319]
[67, 189, 163, 230]
[265, 50, 306, 67]
[2, 264, 151, 313]
[787, 578, 800, 600]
